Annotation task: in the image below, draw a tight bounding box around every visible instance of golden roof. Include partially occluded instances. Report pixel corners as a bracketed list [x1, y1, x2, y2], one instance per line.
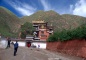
[32, 20, 45, 23]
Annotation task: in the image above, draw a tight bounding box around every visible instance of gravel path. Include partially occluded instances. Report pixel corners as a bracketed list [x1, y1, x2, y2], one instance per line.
[0, 45, 85, 60]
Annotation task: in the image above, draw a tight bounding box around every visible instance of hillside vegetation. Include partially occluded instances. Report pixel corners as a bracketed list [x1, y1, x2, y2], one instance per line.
[21, 10, 86, 31]
[1, 6, 86, 37]
[47, 24, 86, 42]
[0, 6, 21, 37]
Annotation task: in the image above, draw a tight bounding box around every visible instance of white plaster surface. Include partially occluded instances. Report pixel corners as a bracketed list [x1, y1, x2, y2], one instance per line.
[13, 41, 26, 47]
[31, 42, 46, 49]
[0, 39, 7, 48]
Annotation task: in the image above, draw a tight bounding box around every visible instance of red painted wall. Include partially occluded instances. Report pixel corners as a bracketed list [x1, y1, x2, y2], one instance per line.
[39, 29, 49, 40]
[46, 39, 86, 58]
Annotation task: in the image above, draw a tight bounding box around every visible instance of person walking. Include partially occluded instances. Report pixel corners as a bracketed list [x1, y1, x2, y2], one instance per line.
[14, 41, 19, 56]
[0, 33, 1, 41]
[6, 37, 11, 48]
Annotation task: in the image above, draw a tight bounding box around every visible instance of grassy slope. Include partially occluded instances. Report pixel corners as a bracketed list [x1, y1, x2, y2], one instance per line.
[21, 10, 86, 31]
[0, 6, 21, 37]
[1, 6, 86, 37]
[61, 14, 86, 29]
[21, 10, 69, 31]
[0, 6, 21, 33]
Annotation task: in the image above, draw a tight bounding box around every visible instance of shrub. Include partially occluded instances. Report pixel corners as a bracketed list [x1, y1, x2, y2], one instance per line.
[58, 30, 71, 41]
[47, 33, 58, 42]
[81, 25, 86, 39]
[20, 31, 26, 39]
[21, 22, 35, 35]
[47, 24, 86, 42]
[70, 27, 83, 39]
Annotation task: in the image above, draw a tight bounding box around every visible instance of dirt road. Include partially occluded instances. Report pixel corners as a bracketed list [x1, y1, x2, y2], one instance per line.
[0, 46, 84, 60]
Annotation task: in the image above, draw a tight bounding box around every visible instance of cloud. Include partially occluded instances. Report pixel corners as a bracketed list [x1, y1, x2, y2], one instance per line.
[40, 0, 72, 14]
[70, 0, 86, 17]
[4, 0, 86, 17]
[40, 0, 51, 11]
[4, 0, 36, 16]
[69, 5, 74, 13]
[40, 0, 56, 11]
[40, 0, 86, 17]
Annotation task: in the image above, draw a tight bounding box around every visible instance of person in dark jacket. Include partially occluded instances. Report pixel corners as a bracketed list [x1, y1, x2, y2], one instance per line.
[6, 37, 11, 48]
[14, 41, 18, 56]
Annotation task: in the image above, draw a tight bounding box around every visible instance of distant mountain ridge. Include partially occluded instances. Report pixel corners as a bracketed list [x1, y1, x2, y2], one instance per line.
[0, 6, 86, 37]
[21, 10, 86, 31]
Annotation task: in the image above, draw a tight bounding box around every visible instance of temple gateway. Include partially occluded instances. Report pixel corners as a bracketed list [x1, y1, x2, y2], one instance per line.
[12, 20, 53, 49]
[32, 20, 53, 40]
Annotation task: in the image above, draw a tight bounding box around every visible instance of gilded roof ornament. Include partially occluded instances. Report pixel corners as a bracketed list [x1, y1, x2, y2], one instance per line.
[32, 20, 45, 23]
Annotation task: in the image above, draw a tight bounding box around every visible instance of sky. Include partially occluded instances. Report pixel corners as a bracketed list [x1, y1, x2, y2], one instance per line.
[0, 0, 86, 17]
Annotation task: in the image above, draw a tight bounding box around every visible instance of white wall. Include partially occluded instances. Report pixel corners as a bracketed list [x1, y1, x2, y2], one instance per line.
[31, 42, 46, 49]
[0, 39, 7, 48]
[13, 41, 26, 47]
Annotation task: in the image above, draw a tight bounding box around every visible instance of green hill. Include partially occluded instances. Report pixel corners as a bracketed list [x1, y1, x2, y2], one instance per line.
[61, 14, 86, 29]
[0, 6, 21, 37]
[21, 10, 86, 31]
[0, 6, 86, 37]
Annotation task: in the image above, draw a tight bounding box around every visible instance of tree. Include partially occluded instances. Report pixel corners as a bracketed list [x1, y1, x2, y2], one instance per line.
[20, 22, 35, 38]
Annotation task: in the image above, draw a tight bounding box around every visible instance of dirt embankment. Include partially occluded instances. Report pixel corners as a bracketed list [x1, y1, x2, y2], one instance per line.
[47, 39, 86, 58]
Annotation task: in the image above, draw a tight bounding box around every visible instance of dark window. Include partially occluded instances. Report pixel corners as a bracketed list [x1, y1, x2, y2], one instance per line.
[41, 31, 44, 34]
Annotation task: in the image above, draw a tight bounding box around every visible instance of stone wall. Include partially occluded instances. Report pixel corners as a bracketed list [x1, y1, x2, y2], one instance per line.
[46, 39, 86, 58]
